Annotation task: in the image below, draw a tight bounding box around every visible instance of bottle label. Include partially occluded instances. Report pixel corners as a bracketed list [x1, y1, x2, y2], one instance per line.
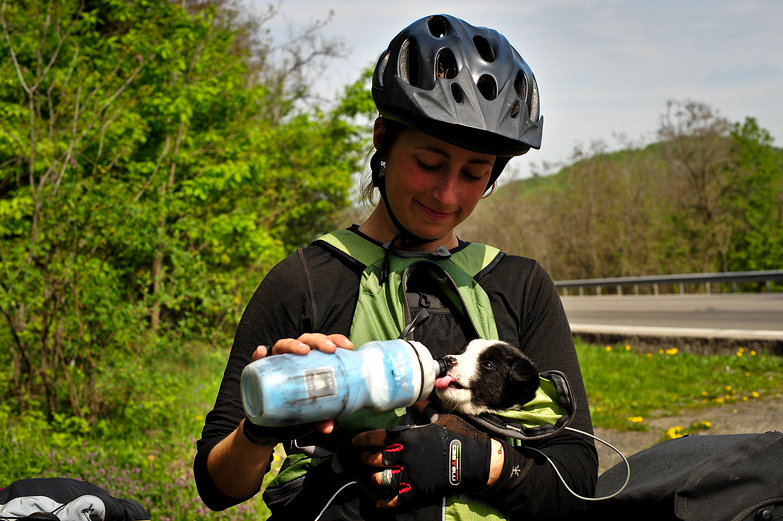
[304, 368, 337, 399]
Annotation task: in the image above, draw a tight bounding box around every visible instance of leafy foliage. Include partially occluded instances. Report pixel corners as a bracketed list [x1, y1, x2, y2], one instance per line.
[0, 0, 370, 419]
[0, 342, 275, 519]
[724, 117, 783, 271]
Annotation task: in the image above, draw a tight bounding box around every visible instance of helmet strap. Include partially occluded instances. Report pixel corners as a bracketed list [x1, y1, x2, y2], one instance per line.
[371, 153, 436, 249]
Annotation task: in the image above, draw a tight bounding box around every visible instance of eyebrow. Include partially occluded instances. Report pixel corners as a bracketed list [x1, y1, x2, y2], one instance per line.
[413, 145, 495, 166]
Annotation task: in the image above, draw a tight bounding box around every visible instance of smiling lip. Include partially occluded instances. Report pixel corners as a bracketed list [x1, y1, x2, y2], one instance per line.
[416, 200, 454, 221]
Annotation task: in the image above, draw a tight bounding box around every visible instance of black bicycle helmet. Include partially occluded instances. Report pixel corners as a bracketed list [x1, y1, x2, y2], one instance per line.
[372, 14, 543, 187]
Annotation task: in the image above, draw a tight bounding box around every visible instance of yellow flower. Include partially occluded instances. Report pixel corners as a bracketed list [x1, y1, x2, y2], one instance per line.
[665, 347, 679, 355]
[665, 426, 685, 439]
[725, 385, 733, 391]
[625, 345, 631, 351]
[605, 345, 612, 351]
[750, 350, 757, 356]
[751, 391, 761, 399]
[628, 416, 644, 423]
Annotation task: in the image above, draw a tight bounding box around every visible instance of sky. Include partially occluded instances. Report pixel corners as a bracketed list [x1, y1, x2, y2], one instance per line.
[243, 0, 783, 179]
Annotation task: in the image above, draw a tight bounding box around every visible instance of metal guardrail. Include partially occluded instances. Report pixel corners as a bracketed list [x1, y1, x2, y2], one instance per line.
[555, 269, 783, 296]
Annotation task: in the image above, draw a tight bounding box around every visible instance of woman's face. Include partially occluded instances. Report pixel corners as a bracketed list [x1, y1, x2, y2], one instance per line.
[377, 123, 495, 248]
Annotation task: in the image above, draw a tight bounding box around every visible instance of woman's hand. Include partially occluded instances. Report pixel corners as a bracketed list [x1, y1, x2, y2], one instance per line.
[250, 333, 355, 435]
[255, 332, 354, 359]
[352, 414, 503, 509]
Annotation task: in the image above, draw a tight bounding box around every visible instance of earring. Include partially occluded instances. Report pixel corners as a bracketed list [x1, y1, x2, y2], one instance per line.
[379, 161, 386, 178]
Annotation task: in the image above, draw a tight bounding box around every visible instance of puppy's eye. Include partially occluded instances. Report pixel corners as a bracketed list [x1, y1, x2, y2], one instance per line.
[481, 361, 495, 371]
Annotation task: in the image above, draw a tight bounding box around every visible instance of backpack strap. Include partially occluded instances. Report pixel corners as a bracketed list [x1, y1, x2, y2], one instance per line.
[314, 230, 503, 343]
[315, 229, 386, 268]
[315, 229, 502, 274]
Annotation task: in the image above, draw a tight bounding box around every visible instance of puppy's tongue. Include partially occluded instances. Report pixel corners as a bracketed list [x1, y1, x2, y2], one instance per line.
[434, 375, 454, 390]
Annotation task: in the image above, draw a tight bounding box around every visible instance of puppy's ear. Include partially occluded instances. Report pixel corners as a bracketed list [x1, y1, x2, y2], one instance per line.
[510, 355, 538, 381]
[509, 356, 539, 402]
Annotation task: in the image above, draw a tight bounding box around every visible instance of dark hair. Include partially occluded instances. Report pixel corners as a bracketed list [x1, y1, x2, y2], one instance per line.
[361, 118, 409, 205]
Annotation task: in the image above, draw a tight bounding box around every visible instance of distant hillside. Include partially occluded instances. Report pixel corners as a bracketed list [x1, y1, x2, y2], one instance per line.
[459, 122, 782, 281]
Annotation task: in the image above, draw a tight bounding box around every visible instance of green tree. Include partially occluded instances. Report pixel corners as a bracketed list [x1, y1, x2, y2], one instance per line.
[725, 117, 783, 271]
[0, 0, 369, 418]
[0, 0, 152, 415]
[656, 100, 734, 272]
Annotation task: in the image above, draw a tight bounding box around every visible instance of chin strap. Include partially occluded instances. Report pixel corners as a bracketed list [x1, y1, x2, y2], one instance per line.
[372, 151, 436, 241]
[373, 155, 456, 284]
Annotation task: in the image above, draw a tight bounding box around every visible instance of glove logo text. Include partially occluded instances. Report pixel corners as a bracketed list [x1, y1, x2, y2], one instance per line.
[449, 439, 461, 485]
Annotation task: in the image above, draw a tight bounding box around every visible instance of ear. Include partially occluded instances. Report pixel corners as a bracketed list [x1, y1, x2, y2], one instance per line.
[510, 356, 539, 399]
[373, 117, 386, 150]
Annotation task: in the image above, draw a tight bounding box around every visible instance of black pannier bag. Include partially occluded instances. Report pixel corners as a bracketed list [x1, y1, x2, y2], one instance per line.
[0, 478, 148, 521]
[587, 430, 783, 521]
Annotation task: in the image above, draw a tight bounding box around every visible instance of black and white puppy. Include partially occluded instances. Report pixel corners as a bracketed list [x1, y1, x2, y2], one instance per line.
[434, 339, 540, 415]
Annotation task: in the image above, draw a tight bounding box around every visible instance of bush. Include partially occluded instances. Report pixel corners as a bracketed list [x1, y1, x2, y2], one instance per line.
[0, 342, 272, 520]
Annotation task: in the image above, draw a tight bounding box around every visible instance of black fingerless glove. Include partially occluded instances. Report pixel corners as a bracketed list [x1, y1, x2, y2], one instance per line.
[380, 414, 492, 504]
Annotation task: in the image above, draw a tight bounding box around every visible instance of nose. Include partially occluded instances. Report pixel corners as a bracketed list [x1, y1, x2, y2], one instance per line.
[432, 172, 459, 206]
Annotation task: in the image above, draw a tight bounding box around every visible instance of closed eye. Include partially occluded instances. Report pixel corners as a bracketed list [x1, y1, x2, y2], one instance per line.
[462, 170, 485, 182]
[416, 158, 442, 171]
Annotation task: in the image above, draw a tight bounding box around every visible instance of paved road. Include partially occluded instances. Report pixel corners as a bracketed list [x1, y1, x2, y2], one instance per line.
[561, 293, 783, 339]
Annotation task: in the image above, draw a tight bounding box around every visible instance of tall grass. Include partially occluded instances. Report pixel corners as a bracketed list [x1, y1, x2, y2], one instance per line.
[2, 339, 782, 519]
[0, 343, 272, 520]
[576, 338, 783, 430]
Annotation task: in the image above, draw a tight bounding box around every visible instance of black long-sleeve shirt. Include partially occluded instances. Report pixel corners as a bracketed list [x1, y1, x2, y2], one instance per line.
[194, 229, 597, 520]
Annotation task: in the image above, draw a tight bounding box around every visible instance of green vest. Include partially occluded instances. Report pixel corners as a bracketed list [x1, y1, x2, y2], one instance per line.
[268, 230, 569, 521]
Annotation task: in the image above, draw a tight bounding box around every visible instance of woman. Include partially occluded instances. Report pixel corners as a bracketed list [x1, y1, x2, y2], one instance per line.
[194, 14, 597, 520]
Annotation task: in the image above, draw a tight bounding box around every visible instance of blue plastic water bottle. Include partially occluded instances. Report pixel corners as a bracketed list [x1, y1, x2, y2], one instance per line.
[241, 340, 445, 427]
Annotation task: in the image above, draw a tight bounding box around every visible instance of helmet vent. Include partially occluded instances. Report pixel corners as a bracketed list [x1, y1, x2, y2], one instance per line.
[514, 70, 527, 100]
[372, 14, 542, 157]
[473, 36, 496, 62]
[436, 49, 458, 79]
[451, 83, 464, 104]
[477, 74, 497, 101]
[529, 78, 540, 120]
[510, 100, 521, 119]
[426, 16, 450, 38]
[399, 38, 420, 86]
[375, 52, 389, 87]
